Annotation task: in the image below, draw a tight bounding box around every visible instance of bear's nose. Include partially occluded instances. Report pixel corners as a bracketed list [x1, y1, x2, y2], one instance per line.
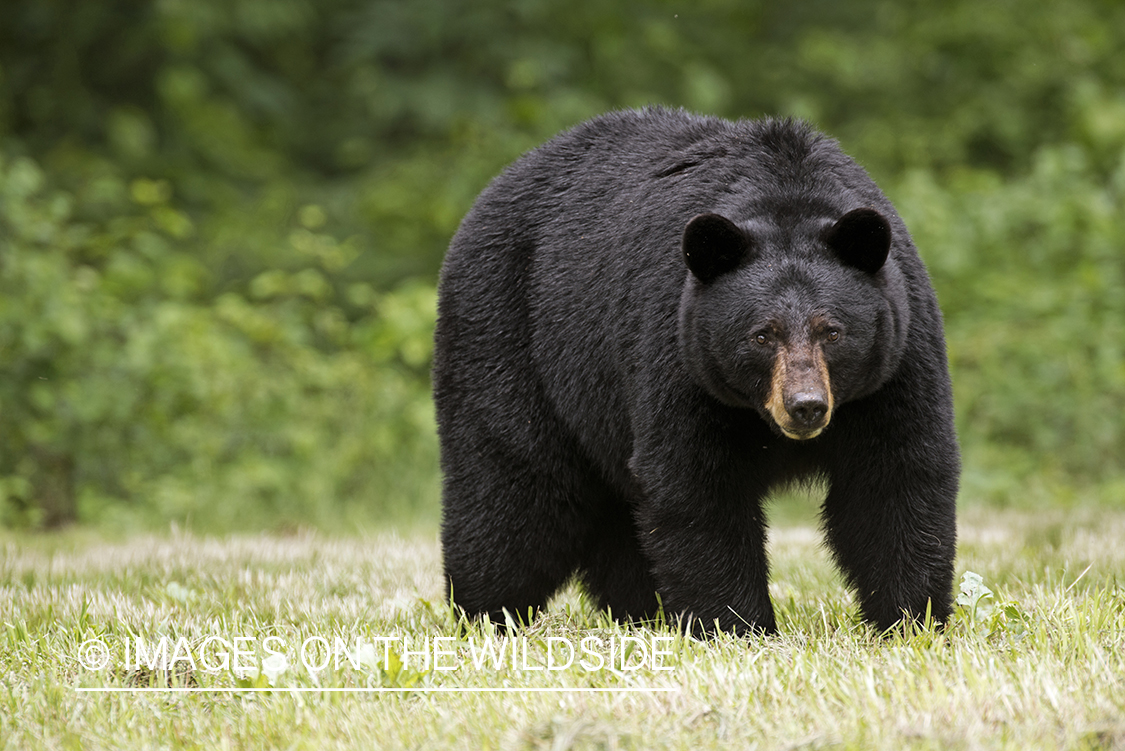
[788, 394, 828, 428]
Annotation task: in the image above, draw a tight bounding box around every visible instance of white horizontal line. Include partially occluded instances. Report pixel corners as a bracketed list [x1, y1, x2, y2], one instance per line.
[75, 686, 674, 694]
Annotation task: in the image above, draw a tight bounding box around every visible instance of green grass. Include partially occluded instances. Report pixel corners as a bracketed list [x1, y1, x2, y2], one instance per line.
[2, 508, 1124, 750]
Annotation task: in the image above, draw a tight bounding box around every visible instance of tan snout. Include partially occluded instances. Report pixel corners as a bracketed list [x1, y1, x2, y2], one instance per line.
[765, 341, 834, 440]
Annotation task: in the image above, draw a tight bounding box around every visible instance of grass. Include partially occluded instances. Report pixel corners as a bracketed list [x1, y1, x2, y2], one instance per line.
[2, 507, 1124, 750]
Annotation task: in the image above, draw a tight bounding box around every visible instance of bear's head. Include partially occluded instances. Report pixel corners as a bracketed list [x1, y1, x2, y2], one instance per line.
[677, 207, 910, 440]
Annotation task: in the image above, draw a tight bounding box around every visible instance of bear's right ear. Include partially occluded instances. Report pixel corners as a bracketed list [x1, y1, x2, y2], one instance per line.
[682, 213, 751, 282]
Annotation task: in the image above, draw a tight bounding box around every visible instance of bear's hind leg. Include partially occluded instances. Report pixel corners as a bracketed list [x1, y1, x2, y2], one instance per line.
[440, 438, 602, 627]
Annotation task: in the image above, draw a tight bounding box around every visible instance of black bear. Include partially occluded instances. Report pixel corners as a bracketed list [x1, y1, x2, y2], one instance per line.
[433, 108, 959, 635]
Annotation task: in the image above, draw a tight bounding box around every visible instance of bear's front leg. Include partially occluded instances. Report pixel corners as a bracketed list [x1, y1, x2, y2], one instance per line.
[630, 439, 778, 636]
[821, 390, 959, 632]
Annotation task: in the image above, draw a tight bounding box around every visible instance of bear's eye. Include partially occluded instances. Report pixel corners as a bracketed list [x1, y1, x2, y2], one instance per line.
[754, 332, 770, 346]
[826, 329, 840, 342]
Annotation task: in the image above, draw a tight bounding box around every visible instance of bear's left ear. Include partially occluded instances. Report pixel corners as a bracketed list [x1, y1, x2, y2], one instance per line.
[824, 208, 891, 274]
[682, 213, 751, 282]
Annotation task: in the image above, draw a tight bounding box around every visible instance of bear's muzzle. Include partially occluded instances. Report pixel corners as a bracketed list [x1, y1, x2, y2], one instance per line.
[765, 340, 834, 440]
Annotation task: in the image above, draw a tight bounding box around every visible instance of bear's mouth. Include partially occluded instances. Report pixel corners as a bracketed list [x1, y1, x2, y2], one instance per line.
[773, 421, 828, 441]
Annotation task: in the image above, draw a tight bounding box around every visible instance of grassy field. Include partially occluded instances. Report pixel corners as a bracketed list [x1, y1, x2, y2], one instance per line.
[2, 507, 1124, 750]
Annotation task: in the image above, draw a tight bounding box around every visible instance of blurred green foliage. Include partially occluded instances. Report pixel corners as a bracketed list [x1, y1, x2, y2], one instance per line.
[0, 154, 439, 530]
[1, 0, 1123, 529]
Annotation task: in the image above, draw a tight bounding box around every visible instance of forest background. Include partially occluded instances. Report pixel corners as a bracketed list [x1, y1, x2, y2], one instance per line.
[1, 0, 1123, 532]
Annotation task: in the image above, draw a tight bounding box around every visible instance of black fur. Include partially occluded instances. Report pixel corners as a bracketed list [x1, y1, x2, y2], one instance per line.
[433, 108, 959, 635]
